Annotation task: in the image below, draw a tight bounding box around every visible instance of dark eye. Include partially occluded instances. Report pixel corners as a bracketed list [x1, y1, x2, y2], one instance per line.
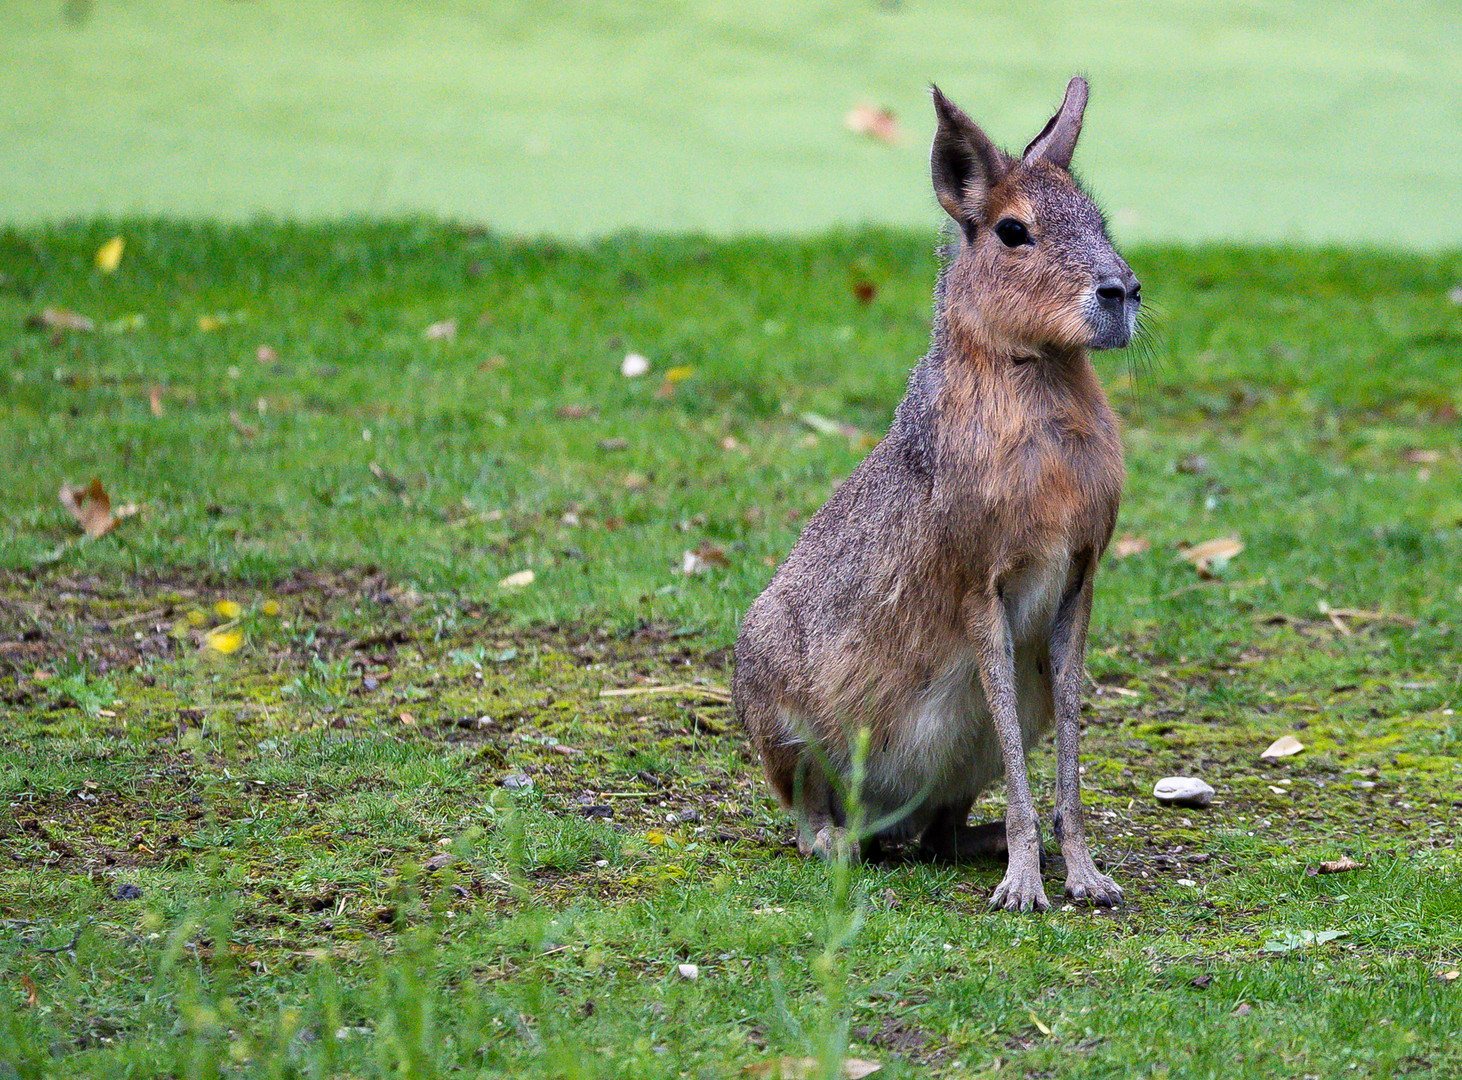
[994, 219, 1031, 247]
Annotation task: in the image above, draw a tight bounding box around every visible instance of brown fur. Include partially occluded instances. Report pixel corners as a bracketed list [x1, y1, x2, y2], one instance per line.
[733, 78, 1140, 911]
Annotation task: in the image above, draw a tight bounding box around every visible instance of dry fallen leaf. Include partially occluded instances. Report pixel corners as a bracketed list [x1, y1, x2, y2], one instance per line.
[623, 471, 648, 489]
[58, 478, 137, 538]
[148, 385, 165, 417]
[1178, 536, 1243, 575]
[1029, 1010, 1052, 1036]
[1441, 969, 1461, 981]
[1317, 856, 1364, 875]
[95, 236, 125, 273]
[680, 542, 731, 575]
[257, 344, 279, 364]
[1403, 448, 1441, 465]
[21, 974, 37, 1008]
[845, 102, 902, 144]
[555, 404, 593, 420]
[1260, 734, 1305, 761]
[228, 411, 259, 439]
[499, 569, 535, 589]
[424, 318, 458, 341]
[745, 1058, 881, 1080]
[1112, 534, 1151, 558]
[39, 307, 95, 332]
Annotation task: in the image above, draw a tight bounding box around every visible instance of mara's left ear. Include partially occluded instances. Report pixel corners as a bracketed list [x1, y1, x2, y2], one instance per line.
[1022, 76, 1088, 170]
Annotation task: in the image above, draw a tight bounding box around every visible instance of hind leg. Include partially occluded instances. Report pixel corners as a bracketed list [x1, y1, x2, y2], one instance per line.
[919, 799, 1010, 862]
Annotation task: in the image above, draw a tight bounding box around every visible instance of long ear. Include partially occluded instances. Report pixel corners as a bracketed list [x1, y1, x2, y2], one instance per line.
[1022, 76, 1088, 170]
[930, 85, 1007, 235]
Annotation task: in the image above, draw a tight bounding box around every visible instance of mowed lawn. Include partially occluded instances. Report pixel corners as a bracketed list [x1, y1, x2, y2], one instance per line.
[1, 221, 1461, 1077]
[4, 1, 1462, 246]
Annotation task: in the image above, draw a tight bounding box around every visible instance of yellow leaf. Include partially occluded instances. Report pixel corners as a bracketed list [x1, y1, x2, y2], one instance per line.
[664, 365, 695, 384]
[215, 599, 242, 619]
[186, 609, 207, 627]
[645, 830, 668, 846]
[95, 236, 125, 273]
[205, 628, 243, 655]
[198, 314, 219, 332]
[261, 599, 281, 617]
[1029, 1010, 1052, 1036]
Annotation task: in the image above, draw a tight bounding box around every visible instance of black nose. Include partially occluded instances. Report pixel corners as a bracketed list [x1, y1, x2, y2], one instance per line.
[1095, 275, 1140, 311]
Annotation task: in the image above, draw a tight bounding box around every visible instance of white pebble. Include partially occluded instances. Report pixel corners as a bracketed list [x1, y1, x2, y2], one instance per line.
[1153, 776, 1215, 809]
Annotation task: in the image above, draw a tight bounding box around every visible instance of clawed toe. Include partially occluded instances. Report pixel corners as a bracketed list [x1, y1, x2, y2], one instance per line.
[808, 825, 859, 863]
[988, 862, 1050, 912]
[1065, 873, 1123, 908]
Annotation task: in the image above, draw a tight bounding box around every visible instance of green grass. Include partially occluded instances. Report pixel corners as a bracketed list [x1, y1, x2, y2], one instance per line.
[2, 221, 1462, 1077]
[5, 1, 1462, 246]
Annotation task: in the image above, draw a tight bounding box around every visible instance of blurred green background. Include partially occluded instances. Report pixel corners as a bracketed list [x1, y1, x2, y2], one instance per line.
[4, 0, 1461, 246]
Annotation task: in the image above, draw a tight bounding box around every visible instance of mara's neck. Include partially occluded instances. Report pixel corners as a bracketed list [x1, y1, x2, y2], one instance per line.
[935, 308, 1107, 410]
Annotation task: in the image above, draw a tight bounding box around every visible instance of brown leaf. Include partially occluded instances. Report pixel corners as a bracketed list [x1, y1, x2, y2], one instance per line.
[851, 280, 877, 304]
[21, 973, 37, 1008]
[745, 1058, 881, 1080]
[1402, 448, 1440, 465]
[1259, 734, 1304, 761]
[59, 478, 136, 538]
[680, 542, 730, 575]
[228, 411, 259, 440]
[845, 103, 902, 144]
[1112, 534, 1151, 558]
[148, 386, 164, 417]
[1177, 454, 1209, 474]
[1316, 856, 1364, 875]
[1177, 536, 1243, 575]
[256, 344, 279, 364]
[555, 404, 593, 420]
[38, 306, 95, 332]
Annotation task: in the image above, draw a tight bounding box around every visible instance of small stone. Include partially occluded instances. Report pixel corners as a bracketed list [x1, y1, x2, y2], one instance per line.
[422, 854, 454, 872]
[621, 353, 650, 378]
[500, 773, 533, 791]
[113, 883, 143, 901]
[1153, 776, 1215, 809]
[676, 963, 699, 980]
[1177, 878, 1197, 887]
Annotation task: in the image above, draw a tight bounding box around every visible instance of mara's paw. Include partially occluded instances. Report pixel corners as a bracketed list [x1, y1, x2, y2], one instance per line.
[988, 860, 1050, 913]
[807, 825, 859, 863]
[1064, 869, 1123, 908]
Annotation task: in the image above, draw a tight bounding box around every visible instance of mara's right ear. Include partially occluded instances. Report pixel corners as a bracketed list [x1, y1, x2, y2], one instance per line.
[930, 86, 1007, 239]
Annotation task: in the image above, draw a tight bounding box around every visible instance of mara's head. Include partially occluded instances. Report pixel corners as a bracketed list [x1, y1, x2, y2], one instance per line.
[930, 77, 1139, 354]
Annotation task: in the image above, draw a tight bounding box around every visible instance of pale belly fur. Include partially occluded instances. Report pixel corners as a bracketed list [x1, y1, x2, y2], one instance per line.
[853, 554, 1070, 839]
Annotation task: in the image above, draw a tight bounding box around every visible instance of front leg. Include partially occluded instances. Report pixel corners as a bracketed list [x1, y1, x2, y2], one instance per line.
[1049, 555, 1122, 907]
[966, 591, 1048, 912]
